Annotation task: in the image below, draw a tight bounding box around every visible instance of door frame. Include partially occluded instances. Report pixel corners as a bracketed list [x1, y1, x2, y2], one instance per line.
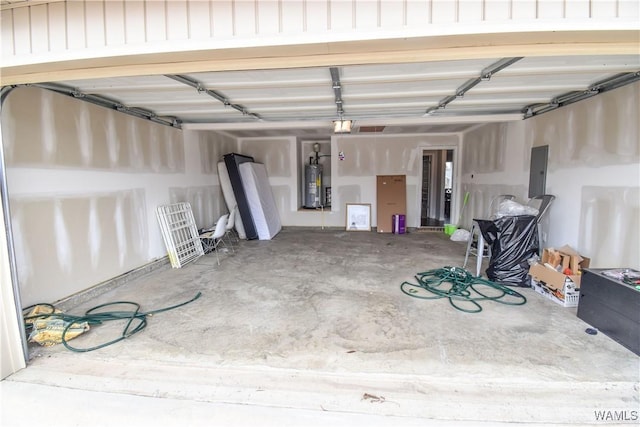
[416, 145, 459, 228]
[420, 152, 434, 225]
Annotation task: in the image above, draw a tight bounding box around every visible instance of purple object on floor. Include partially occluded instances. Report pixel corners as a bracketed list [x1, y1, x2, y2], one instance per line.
[392, 214, 406, 234]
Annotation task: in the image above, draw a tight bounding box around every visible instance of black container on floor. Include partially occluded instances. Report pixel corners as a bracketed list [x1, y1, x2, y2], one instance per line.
[577, 268, 640, 356]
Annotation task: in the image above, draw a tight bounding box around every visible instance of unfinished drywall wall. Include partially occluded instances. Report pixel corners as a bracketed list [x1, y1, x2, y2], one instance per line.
[462, 123, 509, 175]
[170, 130, 236, 227]
[235, 134, 459, 229]
[2, 87, 228, 306]
[199, 131, 236, 175]
[239, 137, 291, 178]
[526, 88, 639, 168]
[460, 82, 640, 268]
[3, 87, 184, 171]
[529, 82, 639, 267]
[334, 134, 459, 229]
[336, 136, 422, 177]
[10, 190, 148, 305]
[169, 186, 223, 230]
[460, 122, 529, 229]
[580, 186, 639, 267]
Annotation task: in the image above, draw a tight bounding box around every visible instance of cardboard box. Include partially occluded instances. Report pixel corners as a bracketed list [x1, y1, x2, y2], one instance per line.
[376, 175, 406, 233]
[528, 245, 591, 291]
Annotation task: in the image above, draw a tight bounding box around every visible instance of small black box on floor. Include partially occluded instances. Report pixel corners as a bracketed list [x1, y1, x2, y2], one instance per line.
[577, 268, 640, 356]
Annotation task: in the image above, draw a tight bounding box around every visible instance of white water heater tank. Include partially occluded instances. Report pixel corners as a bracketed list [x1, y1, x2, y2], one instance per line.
[304, 163, 323, 208]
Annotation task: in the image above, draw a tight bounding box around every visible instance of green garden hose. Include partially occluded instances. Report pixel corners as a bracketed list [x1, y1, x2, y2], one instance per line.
[23, 292, 202, 352]
[401, 267, 526, 313]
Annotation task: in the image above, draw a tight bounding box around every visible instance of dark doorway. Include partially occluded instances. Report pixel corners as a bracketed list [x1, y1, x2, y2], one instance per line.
[421, 149, 454, 227]
[421, 154, 434, 226]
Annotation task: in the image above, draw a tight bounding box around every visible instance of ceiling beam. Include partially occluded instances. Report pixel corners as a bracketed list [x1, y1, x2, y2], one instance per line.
[1, 31, 637, 85]
[182, 113, 524, 131]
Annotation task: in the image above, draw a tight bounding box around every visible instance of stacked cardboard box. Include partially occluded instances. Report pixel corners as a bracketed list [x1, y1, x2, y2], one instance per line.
[529, 245, 591, 306]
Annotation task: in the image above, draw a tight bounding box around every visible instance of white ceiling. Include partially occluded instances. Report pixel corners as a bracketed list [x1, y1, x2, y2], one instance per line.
[51, 54, 640, 138]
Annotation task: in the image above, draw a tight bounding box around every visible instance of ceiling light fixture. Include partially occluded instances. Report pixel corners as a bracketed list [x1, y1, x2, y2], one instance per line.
[329, 67, 352, 134]
[333, 118, 352, 134]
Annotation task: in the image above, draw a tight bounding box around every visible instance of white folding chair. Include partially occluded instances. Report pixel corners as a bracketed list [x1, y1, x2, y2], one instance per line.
[199, 214, 229, 265]
[463, 194, 516, 277]
[224, 205, 239, 251]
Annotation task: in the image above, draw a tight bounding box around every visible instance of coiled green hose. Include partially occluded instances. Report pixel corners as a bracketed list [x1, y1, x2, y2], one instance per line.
[401, 267, 526, 313]
[23, 292, 202, 352]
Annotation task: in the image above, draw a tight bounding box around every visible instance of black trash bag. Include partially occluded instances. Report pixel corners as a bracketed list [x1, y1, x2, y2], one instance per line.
[475, 215, 539, 287]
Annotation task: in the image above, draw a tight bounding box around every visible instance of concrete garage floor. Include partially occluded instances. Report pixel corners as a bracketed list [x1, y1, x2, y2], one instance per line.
[2, 228, 639, 426]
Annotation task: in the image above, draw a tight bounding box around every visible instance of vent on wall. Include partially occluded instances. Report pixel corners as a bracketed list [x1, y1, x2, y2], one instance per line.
[358, 126, 386, 133]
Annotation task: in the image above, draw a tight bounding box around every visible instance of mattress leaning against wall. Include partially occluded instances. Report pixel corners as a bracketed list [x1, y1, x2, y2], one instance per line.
[239, 162, 282, 240]
[222, 153, 258, 240]
[217, 161, 247, 240]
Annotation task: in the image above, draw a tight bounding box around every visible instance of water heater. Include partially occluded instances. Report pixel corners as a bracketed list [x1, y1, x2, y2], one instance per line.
[304, 162, 323, 208]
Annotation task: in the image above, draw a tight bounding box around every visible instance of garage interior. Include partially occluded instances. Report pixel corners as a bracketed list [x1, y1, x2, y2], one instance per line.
[4, 227, 640, 425]
[1, 1, 639, 425]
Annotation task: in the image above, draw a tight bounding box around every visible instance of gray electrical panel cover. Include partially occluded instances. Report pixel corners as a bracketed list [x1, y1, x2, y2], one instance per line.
[529, 145, 548, 198]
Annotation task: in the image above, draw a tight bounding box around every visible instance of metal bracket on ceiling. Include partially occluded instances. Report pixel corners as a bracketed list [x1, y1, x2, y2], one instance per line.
[23, 81, 181, 128]
[166, 74, 261, 120]
[522, 71, 640, 119]
[329, 67, 345, 117]
[425, 57, 523, 116]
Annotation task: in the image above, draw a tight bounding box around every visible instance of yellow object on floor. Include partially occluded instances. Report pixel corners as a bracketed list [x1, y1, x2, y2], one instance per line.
[25, 305, 90, 347]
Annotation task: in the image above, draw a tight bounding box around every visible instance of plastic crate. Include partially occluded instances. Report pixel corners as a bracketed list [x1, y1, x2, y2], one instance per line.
[530, 278, 579, 308]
